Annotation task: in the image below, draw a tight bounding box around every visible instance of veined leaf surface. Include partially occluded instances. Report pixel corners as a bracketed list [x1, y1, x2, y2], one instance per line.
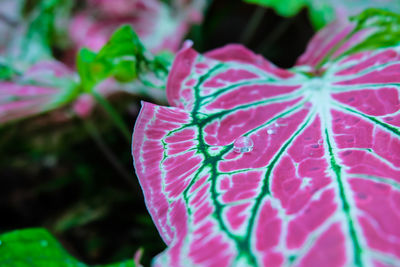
[132, 9, 400, 267]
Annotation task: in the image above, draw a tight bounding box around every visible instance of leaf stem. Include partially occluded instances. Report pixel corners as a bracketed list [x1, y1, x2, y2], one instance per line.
[91, 91, 131, 143]
[82, 119, 138, 191]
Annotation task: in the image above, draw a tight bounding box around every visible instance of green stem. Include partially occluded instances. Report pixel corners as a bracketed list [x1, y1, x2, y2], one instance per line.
[83, 119, 138, 191]
[91, 91, 131, 143]
[240, 7, 266, 45]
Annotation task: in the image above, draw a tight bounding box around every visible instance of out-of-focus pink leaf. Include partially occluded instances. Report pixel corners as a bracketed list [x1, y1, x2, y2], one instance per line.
[69, 0, 206, 53]
[0, 60, 79, 123]
[0, 82, 58, 123]
[87, 0, 159, 18]
[23, 60, 75, 82]
[132, 10, 400, 267]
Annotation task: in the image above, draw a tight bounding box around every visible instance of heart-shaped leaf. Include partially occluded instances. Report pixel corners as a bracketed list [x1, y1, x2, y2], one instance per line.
[132, 9, 400, 266]
[0, 228, 136, 267]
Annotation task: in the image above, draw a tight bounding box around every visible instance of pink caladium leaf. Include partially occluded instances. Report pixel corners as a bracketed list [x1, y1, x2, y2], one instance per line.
[0, 60, 79, 123]
[132, 9, 400, 267]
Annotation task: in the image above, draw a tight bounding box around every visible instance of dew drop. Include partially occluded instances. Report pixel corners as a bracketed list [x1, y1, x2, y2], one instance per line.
[267, 129, 276, 135]
[41, 240, 48, 247]
[233, 136, 254, 153]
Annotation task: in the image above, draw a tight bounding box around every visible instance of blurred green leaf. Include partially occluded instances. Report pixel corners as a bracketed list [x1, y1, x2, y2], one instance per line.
[347, 8, 400, 56]
[77, 25, 172, 92]
[77, 25, 145, 92]
[245, 0, 306, 17]
[244, 0, 400, 28]
[0, 228, 136, 267]
[0, 63, 17, 80]
[315, 9, 400, 68]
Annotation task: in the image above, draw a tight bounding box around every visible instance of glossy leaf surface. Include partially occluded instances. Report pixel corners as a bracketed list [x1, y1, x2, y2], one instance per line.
[132, 9, 400, 267]
[0, 228, 135, 267]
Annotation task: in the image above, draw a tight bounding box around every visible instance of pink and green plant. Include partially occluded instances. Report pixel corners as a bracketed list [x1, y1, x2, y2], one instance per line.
[0, 24, 170, 127]
[2, 1, 400, 266]
[132, 9, 400, 266]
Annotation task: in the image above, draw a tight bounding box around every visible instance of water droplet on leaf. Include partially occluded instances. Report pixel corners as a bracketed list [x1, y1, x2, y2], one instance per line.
[233, 136, 253, 153]
[41, 240, 48, 247]
[267, 129, 276, 135]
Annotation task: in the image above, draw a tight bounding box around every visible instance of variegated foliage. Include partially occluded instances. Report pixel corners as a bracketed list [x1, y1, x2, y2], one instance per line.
[132, 9, 400, 267]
